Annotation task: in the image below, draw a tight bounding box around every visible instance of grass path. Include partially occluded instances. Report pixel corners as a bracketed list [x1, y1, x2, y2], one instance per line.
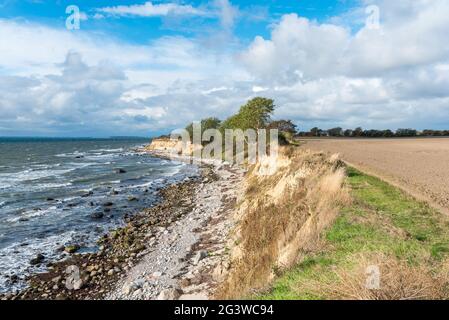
[256, 168, 449, 300]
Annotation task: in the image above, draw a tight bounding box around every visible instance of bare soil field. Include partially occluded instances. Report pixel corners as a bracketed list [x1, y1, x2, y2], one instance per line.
[302, 138, 449, 215]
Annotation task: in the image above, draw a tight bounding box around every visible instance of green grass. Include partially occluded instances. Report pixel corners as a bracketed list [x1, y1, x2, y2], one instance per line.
[255, 167, 449, 300]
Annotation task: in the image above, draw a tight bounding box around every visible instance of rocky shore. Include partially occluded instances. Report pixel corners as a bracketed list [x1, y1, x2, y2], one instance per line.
[0, 152, 244, 300]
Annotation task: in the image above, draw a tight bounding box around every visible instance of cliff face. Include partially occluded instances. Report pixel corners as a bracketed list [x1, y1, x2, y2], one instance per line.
[145, 138, 196, 155]
[217, 147, 350, 298]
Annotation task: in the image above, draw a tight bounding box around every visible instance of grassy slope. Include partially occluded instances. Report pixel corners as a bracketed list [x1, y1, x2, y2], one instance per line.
[256, 167, 449, 300]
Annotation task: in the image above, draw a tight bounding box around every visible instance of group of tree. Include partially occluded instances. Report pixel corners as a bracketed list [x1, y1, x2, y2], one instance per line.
[298, 127, 449, 138]
[184, 97, 297, 146]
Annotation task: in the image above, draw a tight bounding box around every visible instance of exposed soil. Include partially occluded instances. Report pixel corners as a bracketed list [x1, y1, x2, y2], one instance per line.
[302, 138, 449, 215]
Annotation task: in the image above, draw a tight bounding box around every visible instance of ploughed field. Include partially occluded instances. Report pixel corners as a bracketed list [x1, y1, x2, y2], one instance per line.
[303, 138, 449, 214]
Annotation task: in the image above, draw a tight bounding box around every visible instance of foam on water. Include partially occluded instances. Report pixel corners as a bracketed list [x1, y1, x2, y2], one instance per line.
[6, 206, 58, 223]
[0, 230, 78, 293]
[0, 138, 200, 293]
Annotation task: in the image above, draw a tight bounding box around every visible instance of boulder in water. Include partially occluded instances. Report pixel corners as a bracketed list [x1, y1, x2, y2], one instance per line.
[91, 211, 105, 219]
[30, 253, 45, 265]
[64, 245, 80, 254]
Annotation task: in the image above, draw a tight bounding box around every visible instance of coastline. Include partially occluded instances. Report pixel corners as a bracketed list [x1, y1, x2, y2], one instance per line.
[0, 149, 244, 300]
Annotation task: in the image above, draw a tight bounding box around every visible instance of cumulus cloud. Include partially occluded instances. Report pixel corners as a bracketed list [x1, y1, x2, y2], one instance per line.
[2, 0, 449, 136]
[241, 0, 449, 81]
[0, 18, 246, 136]
[238, 0, 449, 130]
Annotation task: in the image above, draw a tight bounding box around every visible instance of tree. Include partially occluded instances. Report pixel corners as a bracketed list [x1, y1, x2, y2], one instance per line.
[220, 97, 275, 132]
[353, 127, 364, 137]
[185, 117, 222, 143]
[267, 120, 298, 145]
[328, 127, 343, 137]
[344, 129, 353, 137]
[396, 128, 417, 137]
[267, 120, 297, 134]
[310, 127, 321, 137]
[382, 129, 394, 137]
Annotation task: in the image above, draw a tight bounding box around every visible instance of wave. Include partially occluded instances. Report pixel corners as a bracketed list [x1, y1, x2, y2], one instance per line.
[0, 230, 78, 293]
[90, 148, 124, 153]
[55, 151, 86, 158]
[84, 154, 117, 161]
[37, 182, 72, 189]
[0, 168, 73, 183]
[6, 206, 58, 223]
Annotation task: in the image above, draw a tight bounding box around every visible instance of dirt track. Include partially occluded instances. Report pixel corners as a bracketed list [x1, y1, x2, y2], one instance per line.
[303, 138, 449, 215]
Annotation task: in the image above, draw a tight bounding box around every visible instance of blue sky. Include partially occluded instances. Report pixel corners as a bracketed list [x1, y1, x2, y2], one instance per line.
[1, 0, 449, 137]
[0, 0, 360, 44]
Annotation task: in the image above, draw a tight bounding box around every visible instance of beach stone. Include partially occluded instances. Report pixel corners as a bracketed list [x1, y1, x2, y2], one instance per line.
[157, 288, 182, 300]
[103, 202, 114, 207]
[64, 245, 80, 254]
[73, 279, 84, 291]
[180, 278, 191, 288]
[179, 293, 208, 300]
[128, 196, 138, 202]
[122, 282, 138, 295]
[30, 253, 45, 265]
[193, 250, 207, 265]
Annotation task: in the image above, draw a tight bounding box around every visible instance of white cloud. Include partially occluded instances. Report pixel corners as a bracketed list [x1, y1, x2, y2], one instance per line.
[215, 0, 238, 30]
[241, 0, 449, 81]
[240, 14, 350, 82]
[2, 0, 449, 136]
[97, 1, 206, 18]
[0, 18, 246, 136]
[238, 0, 449, 130]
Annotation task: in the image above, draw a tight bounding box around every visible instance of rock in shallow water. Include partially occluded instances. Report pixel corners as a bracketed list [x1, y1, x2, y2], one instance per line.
[91, 211, 104, 219]
[64, 244, 80, 254]
[30, 253, 45, 265]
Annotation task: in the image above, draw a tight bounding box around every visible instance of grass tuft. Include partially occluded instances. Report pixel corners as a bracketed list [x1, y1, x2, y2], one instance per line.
[253, 167, 449, 300]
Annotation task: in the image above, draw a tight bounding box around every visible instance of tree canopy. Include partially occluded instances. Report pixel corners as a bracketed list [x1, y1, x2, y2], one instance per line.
[220, 97, 275, 132]
[185, 117, 221, 143]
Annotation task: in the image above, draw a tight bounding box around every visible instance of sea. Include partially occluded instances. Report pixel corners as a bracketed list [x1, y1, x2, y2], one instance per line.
[0, 137, 199, 293]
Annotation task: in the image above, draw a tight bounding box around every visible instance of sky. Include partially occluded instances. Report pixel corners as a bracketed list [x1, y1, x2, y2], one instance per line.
[1, 0, 449, 137]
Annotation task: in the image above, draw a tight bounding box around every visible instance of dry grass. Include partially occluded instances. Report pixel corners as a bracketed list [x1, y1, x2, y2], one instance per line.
[255, 167, 449, 300]
[298, 253, 449, 300]
[217, 147, 350, 299]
